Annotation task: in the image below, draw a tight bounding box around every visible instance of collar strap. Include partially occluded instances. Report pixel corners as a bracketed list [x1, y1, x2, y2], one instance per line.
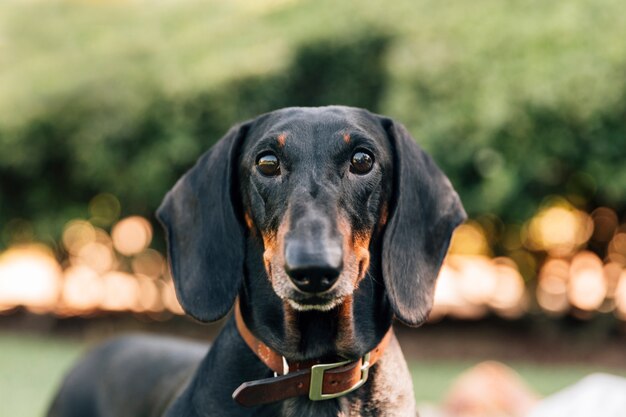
[232, 301, 392, 407]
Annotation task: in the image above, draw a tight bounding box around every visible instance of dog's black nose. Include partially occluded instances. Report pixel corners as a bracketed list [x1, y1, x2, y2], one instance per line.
[284, 241, 342, 293]
[285, 264, 341, 293]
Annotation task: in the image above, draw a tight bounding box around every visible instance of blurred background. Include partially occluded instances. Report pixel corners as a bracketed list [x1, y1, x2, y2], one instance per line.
[1, 0, 625, 416]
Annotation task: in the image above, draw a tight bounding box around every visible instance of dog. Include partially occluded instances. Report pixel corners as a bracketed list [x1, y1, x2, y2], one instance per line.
[48, 106, 466, 417]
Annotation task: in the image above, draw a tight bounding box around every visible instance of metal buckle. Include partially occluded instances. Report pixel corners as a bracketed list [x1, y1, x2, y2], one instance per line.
[274, 356, 290, 377]
[308, 353, 371, 401]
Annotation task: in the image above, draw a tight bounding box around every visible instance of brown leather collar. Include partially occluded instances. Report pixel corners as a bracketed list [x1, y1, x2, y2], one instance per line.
[232, 301, 392, 407]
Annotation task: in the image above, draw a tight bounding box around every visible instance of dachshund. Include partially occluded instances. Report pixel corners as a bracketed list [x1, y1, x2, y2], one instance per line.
[47, 106, 466, 417]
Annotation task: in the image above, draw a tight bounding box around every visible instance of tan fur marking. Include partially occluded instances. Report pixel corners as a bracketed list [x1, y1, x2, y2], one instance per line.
[244, 212, 255, 230]
[379, 202, 389, 227]
[261, 230, 277, 277]
[338, 217, 370, 286]
[336, 296, 356, 353]
[277, 133, 287, 147]
[261, 213, 290, 281]
[352, 231, 372, 283]
[343, 133, 351, 144]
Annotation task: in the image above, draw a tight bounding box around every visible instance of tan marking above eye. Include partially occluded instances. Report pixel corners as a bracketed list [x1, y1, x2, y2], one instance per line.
[343, 133, 351, 144]
[277, 133, 287, 147]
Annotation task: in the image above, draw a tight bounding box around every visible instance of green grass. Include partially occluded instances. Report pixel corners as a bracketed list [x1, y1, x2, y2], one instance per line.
[2, 331, 624, 416]
[0, 333, 84, 417]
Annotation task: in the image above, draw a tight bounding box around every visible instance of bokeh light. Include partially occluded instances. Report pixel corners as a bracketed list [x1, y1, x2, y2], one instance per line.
[536, 259, 570, 315]
[568, 252, 606, 311]
[432, 262, 487, 320]
[489, 259, 526, 317]
[60, 265, 103, 314]
[100, 271, 141, 312]
[525, 200, 593, 257]
[0, 202, 624, 321]
[590, 207, 618, 243]
[608, 232, 626, 265]
[73, 242, 116, 274]
[615, 270, 626, 320]
[0, 213, 184, 317]
[448, 222, 491, 256]
[456, 256, 498, 305]
[88, 193, 121, 227]
[112, 216, 153, 256]
[603, 262, 622, 300]
[432, 255, 527, 320]
[131, 249, 165, 278]
[135, 274, 162, 312]
[62, 220, 96, 256]
[162, 279, 185, 315]
[0, 245, 62, 313]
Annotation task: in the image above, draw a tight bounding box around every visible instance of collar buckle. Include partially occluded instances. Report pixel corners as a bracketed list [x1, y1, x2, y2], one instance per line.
[308, 353, 371, 401]
[273, 356, 290, 377]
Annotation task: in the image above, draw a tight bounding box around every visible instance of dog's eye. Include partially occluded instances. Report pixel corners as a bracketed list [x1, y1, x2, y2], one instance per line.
[256, 152, 281, 176]
[350, 150, 374, 175]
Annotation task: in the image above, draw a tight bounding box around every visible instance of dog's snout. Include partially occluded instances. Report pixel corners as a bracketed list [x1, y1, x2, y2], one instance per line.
[286, 265, 340, 293]
[284, 240, 342, 293]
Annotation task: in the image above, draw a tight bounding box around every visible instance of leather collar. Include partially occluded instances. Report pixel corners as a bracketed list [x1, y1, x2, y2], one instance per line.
[232, 301, 392, 407]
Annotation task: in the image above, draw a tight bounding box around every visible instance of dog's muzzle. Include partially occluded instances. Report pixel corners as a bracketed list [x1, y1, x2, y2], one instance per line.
[284, 235, 343, 294]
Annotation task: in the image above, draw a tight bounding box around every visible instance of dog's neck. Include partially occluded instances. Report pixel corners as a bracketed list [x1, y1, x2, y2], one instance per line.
[167, 316, 415, 417]
[240, 237, 393, 362]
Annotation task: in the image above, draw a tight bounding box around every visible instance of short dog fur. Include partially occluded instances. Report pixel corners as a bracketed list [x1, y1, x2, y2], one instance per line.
[48, 106, 466, 417]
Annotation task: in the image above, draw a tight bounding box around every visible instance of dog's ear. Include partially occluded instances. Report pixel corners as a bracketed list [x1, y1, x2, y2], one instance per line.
[156, 122, 251, 323]
[380, 118, 466, 327]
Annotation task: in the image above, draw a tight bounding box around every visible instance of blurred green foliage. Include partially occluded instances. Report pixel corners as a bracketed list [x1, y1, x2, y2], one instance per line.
[0, 0, 625, 251]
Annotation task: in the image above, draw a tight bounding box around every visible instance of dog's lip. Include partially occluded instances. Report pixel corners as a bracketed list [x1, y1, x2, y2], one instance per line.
[286, 291, 344, 308]
[290, 294, 333, 304]
[288, 286, 340, 301]
[287, 296, 345, 312]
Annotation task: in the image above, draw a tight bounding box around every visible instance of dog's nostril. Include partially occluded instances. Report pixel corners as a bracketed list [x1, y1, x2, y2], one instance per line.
[286, 266, 340, 294]
[284, 238, 343, 294]
[298, 277, 311, 286]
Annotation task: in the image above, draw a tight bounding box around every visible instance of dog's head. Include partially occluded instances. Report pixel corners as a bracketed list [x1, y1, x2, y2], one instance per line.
[157, 106, 466, 327]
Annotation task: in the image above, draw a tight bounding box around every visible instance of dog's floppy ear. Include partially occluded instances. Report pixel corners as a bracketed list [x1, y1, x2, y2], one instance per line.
[157, 122, 251, 322]
[381, 119, 466, 327]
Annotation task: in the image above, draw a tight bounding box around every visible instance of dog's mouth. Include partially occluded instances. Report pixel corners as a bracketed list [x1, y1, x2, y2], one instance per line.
[261, 214, 371, 313]
[266, 262, 358, 312]
[264, 252, 369, 313]
[286, 292, 346, 312]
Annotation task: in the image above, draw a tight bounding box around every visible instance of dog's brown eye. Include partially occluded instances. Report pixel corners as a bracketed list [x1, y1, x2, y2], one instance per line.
[350, 150, 374, 175]
[256, 152, 280, 176]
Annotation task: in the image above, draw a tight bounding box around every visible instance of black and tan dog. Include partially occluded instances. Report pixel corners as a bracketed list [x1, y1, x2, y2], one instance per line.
[48, 106, 466, 417]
